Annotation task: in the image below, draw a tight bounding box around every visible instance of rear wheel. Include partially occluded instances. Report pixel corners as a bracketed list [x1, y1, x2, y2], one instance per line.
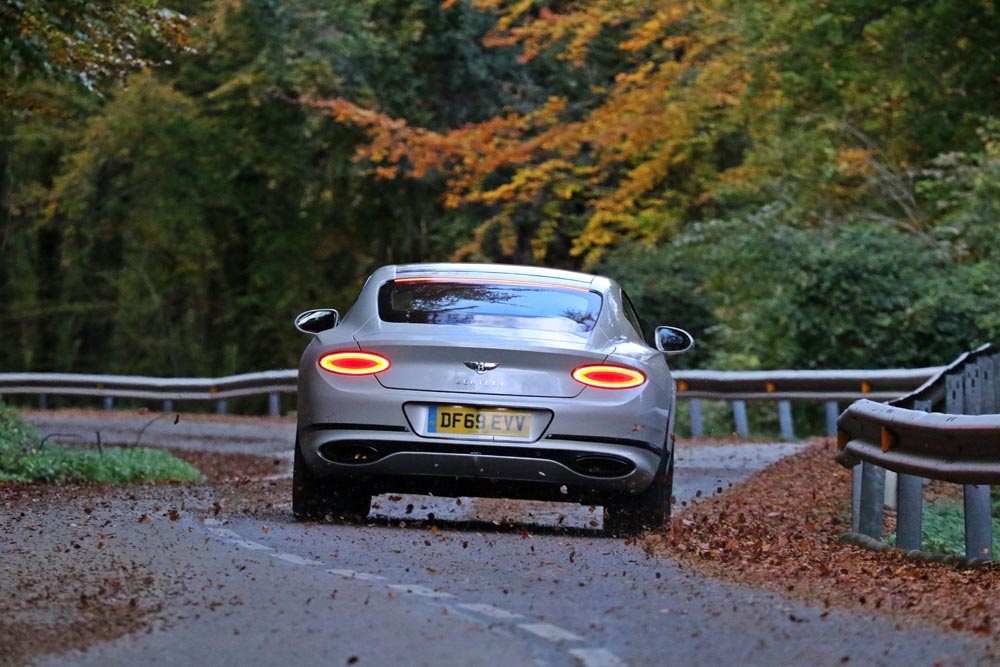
[603, 451, 673, 537]
[292, 440, 372, 521]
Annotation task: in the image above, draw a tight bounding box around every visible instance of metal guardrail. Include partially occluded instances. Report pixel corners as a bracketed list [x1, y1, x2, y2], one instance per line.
[836, 400, 1000, 484]
[677, 367, 940, 439]
[836, 344, 998, 562]
[0, 370, 297, 416]
[0, 366, 942, 437]
[676, 367, 938, 401]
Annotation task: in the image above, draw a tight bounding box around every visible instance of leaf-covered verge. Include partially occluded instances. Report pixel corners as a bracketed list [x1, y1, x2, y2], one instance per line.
[645, 440, 1000, 642]
[0, 404, 202, 484]
[0, 450, 286, 667]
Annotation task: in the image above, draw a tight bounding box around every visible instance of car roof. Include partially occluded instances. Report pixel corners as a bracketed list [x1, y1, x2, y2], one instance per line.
[383, 263, 609, 290]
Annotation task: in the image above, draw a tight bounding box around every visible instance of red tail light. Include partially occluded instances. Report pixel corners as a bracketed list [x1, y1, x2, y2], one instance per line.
[319, 351, 390, 375]
[572, 364, 646, 389]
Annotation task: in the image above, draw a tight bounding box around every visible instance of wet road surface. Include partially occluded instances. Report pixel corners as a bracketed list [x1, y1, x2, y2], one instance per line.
[22, 413, 997, 667]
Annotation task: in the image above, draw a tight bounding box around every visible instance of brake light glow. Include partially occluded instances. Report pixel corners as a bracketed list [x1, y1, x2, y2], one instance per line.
[393, 277, 592, 293]
[318, 351, 390, 375]
[572, 364, 646, 389]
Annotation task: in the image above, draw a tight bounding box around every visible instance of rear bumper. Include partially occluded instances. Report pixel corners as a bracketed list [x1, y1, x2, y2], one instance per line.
[297, 426, 662, 499]
[296, 367, 672, 500]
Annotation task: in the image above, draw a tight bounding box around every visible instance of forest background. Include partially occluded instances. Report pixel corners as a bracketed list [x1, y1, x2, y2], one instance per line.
[1, 0, 998, 381]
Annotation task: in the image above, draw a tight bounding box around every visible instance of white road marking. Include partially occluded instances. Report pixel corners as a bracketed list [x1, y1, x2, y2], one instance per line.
[271, 552, 324, 566]
[518, 623, 583, 643]
[203, 522, 614, 665]
[207, 527, 273, 551]
[230, 539, 273, 551]
[388, 584, 455, 599]
[208, 528, 244, 540]
[569, 648, 626, 667]
[326, 568, 386, 582]
[457, 603, 524, 619]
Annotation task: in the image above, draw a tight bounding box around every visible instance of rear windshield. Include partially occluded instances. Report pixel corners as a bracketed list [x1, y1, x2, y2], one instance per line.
[378, 279, 602, 333]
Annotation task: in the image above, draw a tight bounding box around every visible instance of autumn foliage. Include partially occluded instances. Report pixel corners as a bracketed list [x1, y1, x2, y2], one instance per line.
[3, 0, 999, 377]
[307, 0, 749, 264]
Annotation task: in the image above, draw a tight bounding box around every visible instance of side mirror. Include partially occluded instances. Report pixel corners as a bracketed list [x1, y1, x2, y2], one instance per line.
[294, 309, 340, 334]
[655, 326, 694, 355]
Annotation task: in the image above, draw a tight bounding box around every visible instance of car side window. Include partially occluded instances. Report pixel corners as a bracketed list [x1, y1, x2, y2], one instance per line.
[621, 290, 647, 342]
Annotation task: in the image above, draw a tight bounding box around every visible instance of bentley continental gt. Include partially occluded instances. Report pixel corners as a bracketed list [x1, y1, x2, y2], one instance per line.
[292, 263, 693, 535]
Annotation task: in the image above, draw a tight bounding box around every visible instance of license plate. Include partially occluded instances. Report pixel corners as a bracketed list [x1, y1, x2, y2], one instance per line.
[427, 406, 531, 437]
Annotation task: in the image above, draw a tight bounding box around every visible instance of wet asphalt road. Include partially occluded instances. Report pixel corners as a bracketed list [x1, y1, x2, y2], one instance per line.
[23, 413, 998, 667]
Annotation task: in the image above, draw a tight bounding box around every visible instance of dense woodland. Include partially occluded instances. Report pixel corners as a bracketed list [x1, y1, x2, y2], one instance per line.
[1, 0, 999, 377]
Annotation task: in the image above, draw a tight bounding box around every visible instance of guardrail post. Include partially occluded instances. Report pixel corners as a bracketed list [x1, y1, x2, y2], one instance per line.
[945, 374, 964, 414]
[732, 401, 749, 437]
[883, 471, 898, 509]
[103, 396, 113, 411]
[896, 473, 923, 551]
[991, 355, 1000, 412]
[858, 461, 886, 539]
[163, 399, 174, 412]
[970, 360, 980, 408]
[964, 362, 984, 415]
[268, 392, 281, 417]
[964, 484, 993, 561]
[978, 357, 996, 413]
[216, 400, 227, 415]
[687, 398, 704, 437]
[777, 400, 794, 439]
[851, 464, 862, 533]
[38, 394, 47, 410]
[825, 401, 839, 437]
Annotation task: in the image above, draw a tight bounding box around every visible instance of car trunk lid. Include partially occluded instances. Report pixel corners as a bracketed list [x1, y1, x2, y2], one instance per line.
[355, 327, 608, 398]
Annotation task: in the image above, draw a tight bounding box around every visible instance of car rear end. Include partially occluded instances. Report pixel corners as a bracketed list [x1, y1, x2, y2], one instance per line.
[295, 265, 672, 504]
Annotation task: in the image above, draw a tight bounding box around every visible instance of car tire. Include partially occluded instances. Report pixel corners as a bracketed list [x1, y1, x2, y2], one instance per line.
[292, 440, 372, 521]
[603, 451, 673, 537]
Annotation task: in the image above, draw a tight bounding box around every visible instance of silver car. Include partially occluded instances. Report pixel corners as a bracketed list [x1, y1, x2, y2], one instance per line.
[293, 263, 693, 534]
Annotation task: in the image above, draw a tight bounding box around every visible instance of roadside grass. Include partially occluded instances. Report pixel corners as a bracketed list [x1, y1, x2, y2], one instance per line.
[0, 403, 202, 484]
[889, 494, 1000, 557]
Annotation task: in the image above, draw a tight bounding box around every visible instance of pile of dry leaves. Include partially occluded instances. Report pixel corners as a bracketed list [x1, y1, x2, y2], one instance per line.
[644, 439, 999, 642]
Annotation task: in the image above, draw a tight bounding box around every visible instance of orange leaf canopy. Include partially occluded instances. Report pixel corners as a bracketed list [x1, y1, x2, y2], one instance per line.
[306, 0, 749, 264]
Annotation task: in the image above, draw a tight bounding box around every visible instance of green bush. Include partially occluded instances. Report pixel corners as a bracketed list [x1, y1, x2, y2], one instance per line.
[607, 213, 999, 374]
[0, 404, 202, 484]
[690, 215, 994, 370]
